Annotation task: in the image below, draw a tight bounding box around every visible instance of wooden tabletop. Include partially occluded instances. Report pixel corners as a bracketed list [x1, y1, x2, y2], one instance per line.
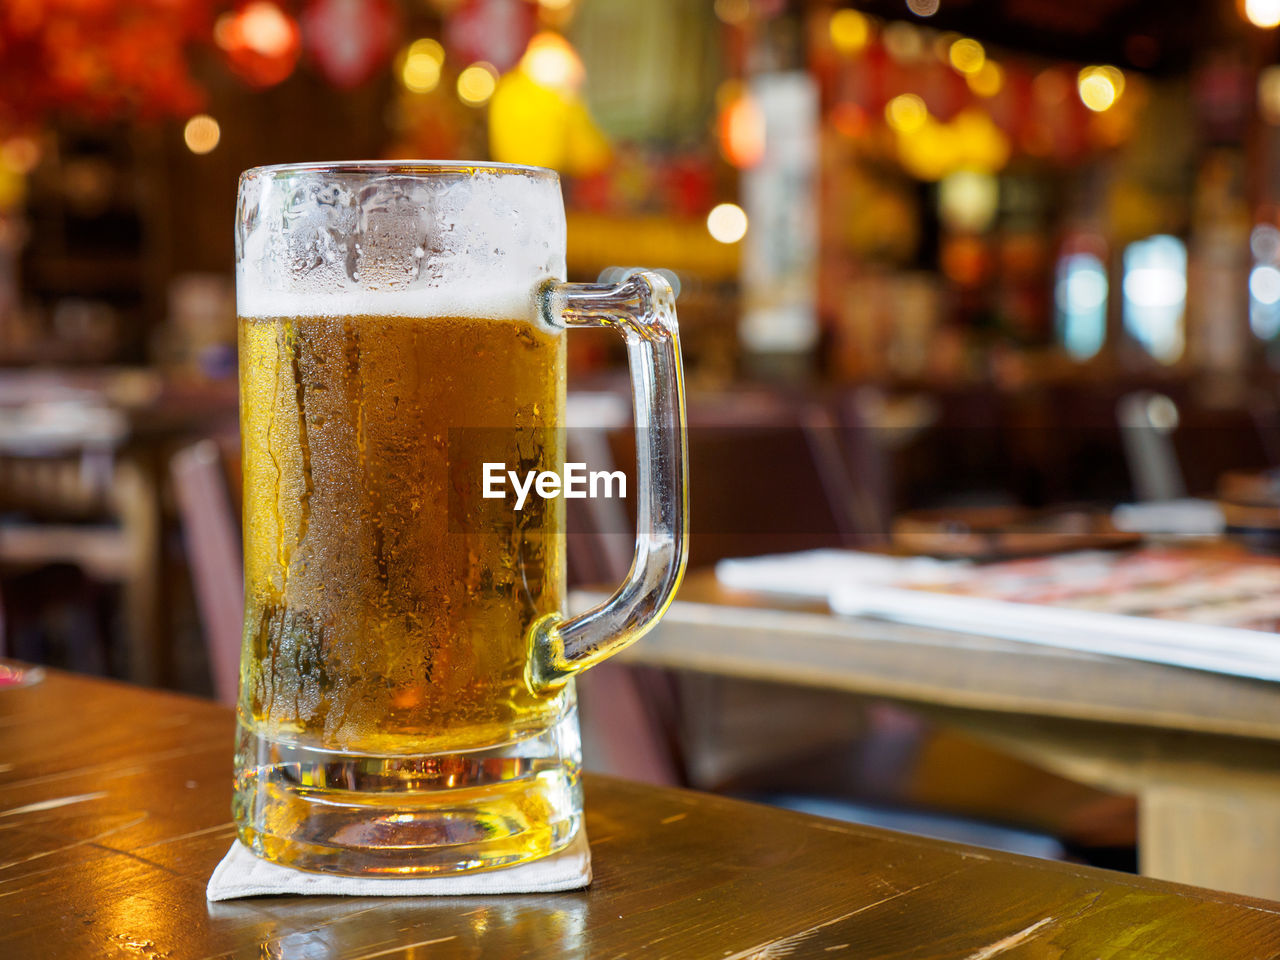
[584, 569, 1280, 742]
[4, 668, 1280, 958]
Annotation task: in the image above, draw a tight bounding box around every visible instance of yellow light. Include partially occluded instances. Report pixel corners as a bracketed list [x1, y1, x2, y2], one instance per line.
[948, 38, 985, 75]
[520, 32, 585, 92]
[401, 39, 444, 93]
[183, 115, 221, 154]
[1246, 0, 1280, 28]
[967, 60, 1003, 97]
[714, 0, 751, 24]
[1078, 65, 1124, 112]
[457, 62, 498, 106]
[885, 93, 928, 133]
[707, 203, 748, 244]
[829, 9, 870, 55]
[939, 170, 999, 232]
[539, 0, 573, 8]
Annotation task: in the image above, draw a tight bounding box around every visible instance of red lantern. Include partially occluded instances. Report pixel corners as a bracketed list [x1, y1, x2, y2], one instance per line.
[445, 0, 534, 74]
[215, 1, 303, 88]
[302, 0, 399, 89]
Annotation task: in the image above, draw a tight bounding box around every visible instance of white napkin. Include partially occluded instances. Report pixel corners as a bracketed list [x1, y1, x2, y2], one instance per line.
[206, 830, 591, 900]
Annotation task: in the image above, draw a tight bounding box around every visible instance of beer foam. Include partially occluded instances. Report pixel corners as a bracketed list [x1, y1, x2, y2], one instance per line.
[236, 165, 567, 320]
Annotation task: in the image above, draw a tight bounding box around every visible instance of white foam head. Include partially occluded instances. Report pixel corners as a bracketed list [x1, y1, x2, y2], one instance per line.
[236, 162, 567, 320]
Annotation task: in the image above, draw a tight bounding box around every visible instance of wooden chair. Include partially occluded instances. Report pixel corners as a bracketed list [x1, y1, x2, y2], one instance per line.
[170, 440, 242, 706]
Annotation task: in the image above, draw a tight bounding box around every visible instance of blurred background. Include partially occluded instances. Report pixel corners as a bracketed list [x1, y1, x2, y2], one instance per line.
[8, 0, 1280, 877]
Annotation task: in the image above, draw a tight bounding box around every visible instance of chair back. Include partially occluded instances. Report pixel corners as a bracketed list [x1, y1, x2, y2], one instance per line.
[170, 440, 242, 705]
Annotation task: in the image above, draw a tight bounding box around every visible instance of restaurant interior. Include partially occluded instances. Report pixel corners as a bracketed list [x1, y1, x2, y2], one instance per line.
[8, 0, 1280, 917]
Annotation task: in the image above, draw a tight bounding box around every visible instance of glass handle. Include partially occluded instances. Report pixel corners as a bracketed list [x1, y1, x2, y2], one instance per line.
[527, 270, 689, 695]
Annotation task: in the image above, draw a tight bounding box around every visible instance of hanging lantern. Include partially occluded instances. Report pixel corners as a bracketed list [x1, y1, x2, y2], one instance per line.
[215, 1, 303, 88]
[445, 0, 535, 74]
[302, 0, 400, 89]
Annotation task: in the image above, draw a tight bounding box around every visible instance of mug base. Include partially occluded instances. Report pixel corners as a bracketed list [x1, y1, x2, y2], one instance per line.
[232, 705, 583, 877]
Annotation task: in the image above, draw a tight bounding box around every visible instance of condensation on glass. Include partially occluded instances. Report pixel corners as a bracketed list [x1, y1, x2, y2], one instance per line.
[234, 161, 687, 876]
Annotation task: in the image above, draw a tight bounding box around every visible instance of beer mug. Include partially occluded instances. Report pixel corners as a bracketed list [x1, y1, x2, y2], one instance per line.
[233, 162, 687, 876]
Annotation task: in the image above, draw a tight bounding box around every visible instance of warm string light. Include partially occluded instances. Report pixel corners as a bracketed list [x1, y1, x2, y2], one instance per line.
[967, 60, 1003, 97]
[457, 62, 498, 106]
[948, 37, 985, 75]
[1078, 65, 1125, 112]
[829, 10, 870, 55]
[1245, 0, 1280, 29]
[706, 203, 748, 244]
[400, 38, 445, 94]
[718, 87, 766, 168]
[183, 114, 221, 154]
[885, 93, 927, 133]
[520, 32, 584, 92]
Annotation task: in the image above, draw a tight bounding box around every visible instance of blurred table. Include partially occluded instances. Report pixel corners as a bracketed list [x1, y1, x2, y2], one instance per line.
[7, 671, 1280, 957]
[578, 570, 1280, 901]
[0, 368, 237, 682]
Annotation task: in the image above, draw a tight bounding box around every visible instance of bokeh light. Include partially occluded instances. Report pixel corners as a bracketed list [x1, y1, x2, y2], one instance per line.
[0, 137, 40, 174]
[213, 1, 301, 87]
[967, 60, 1003, 97]
[938, 170, 999, 232]
[883, 21, 926, 62]
[1033, 68, 1071, 106]
[829, 10, 871, 55]
[183, 115, 221, 154]
[1123, 234, 1187, 364]
[457, 63, 499, 106]
[1245, 0, 1280, 29]
[706, 203, 748, 244]
[520, 32, 585, 92]
[718, 91, 766, 168]
[714, 0, 751, 25]
[1259, 67, 1280, 124]
[1078, 65, 1125, 112]
[948, 38, 985, 75]
[400, 39, 445, 94]
[885, 94, 928, 133]
[906, 0, 940, 16]
[1056, 253, 1109, 360]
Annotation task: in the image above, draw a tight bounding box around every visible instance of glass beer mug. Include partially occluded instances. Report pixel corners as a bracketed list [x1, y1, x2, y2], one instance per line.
[233, 162, 687, 875]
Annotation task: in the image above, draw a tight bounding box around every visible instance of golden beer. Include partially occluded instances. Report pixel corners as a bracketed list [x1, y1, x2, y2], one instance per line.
[238, 313, 566, 754]
[234, 162, 687, 878]
[234, 312, 572, 871]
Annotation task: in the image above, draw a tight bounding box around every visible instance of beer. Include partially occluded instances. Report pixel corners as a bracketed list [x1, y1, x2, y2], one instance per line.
[237, 311, 567, 756]
[233, 162, 686, 877]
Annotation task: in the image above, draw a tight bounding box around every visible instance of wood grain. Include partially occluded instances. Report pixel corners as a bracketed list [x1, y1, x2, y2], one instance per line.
[3, 669, 1280, 958]
[575, 572, 1280, 900]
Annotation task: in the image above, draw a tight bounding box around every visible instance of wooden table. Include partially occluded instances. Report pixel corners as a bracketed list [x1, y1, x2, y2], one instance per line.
[581, 570, 1280, 901]
[6, 668, 1280, 958]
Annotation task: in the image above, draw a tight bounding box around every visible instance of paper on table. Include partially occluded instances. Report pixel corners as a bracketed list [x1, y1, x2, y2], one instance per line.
[206, 830, 591, 900]
[830, 585, 1280, 682]
[715, 549, 966, 599]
